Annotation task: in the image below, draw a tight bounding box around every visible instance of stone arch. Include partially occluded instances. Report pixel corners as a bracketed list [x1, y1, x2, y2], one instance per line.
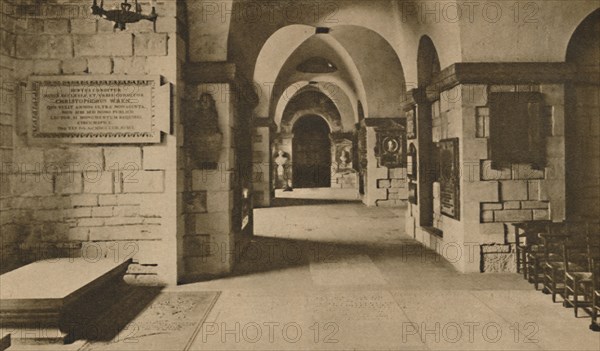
[253, 24, 315, 118]
[248, 23, 407, 120]
[328, 25, 406, 118]
[417, 35, 441, 88]
[564, 8, 600, 220]
[415, 34, 442, 228]
[273, 81, 355, 133]
[280, 90, 342, 134]
[267, 33, 366, 122]
[565, 8, 600, 67]
[286, 110, 341, 135]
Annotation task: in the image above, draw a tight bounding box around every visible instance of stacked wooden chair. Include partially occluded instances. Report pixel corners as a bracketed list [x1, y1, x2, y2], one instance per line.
[515, 219, 600, 332]
[513, 220, 552, 277]
[521, 222, 565, 290]
[562, 222, 600, 318]
[590, 258, 600, 331]
[542, 222, 588, 302]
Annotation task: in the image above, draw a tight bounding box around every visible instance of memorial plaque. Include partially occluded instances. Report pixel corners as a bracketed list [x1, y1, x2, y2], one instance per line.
[374, 131, 405, 168]
[438, 138, 460, 220]
[29, 75, 167, 143]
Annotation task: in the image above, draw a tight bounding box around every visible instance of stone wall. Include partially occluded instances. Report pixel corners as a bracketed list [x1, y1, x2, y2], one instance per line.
[374, 167, 408, 207]
[464, 84, 566, 273]
[0, 0, 182, 284]
[0, 0, 17, 274]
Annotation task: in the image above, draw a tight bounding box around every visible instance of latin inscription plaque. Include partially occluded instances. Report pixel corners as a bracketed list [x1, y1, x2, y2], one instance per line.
[29, 75, 165, 143]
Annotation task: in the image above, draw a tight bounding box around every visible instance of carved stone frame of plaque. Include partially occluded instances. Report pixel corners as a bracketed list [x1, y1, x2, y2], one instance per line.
[438, 138, 460, 220]
[331, 134, 355, 173]
[374, 130, 406, 168]
[27, 75, 170, 144]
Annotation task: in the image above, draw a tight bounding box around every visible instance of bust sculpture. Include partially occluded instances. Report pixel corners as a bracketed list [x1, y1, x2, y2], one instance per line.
[186, 93, 223, 169]
[274, 150, 292, 191]
[275, 150, 288, 177]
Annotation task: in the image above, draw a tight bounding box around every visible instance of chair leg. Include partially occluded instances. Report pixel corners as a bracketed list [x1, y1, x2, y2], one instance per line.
[534, 262, 539, 290]
[524, 255, 529, 280]
[574, 280, 579, 317]
[522, 251, 528, 279]
[516, 249, 521, 274]
[592, 299, 599, 331]
[551, 270, 558, 302]
[542, 267, 551, 295]
[563, 278, 571, 308]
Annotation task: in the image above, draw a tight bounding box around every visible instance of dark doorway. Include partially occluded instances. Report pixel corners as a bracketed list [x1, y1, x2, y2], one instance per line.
[292, 115, 331, 188]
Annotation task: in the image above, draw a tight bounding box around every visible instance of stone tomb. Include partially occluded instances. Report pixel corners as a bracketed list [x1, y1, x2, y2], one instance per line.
[0, 258, 131, 344]
[0, 333, 9, 351]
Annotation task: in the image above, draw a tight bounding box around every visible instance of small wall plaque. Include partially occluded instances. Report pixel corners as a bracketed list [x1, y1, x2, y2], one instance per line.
[28, 75, 169, 144]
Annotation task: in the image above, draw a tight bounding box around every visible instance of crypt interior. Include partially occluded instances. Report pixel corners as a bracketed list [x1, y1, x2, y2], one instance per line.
[0, 0, 599, 350]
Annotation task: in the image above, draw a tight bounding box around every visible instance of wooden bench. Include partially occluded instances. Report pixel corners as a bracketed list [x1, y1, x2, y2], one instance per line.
[0, 258, 131, 344]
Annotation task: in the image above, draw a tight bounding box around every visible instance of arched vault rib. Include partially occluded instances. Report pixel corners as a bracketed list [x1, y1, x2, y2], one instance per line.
[273, 81, 356, 133]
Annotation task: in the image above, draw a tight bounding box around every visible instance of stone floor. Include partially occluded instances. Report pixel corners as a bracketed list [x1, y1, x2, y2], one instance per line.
[182, 201, 599, 350]
[7, 201, 600, 350]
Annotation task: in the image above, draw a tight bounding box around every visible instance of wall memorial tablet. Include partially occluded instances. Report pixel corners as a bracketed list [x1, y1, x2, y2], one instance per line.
[28, 75, 169, 143]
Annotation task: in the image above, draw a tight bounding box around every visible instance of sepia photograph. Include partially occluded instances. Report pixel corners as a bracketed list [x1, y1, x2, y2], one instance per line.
[0, 0, 598, 350]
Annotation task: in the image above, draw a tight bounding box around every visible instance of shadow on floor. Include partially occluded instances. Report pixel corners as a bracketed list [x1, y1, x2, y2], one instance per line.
[269, 197, 362, 207]
[227, 234, 445, 278]
[62, 284, 164, 343]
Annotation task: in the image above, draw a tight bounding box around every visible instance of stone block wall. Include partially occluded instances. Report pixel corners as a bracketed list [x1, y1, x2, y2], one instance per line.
[0, 0, 17, 274]
[331, 171, 357, 189]
[462, 84, 566, 273]
[0, 0, 182, 284]
[374, 168, 408, 207]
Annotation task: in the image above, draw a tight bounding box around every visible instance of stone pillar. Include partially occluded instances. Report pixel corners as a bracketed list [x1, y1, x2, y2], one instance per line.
[403, 89, 434, 240]
[408, 63, 570, 273]
[252, 119, 273, 207]
[180, 62, 257, 281]
[363, 118, 408, 207]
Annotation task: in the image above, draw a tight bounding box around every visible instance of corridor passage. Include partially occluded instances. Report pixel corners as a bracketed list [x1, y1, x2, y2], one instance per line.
[180, 202, 599, 351]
